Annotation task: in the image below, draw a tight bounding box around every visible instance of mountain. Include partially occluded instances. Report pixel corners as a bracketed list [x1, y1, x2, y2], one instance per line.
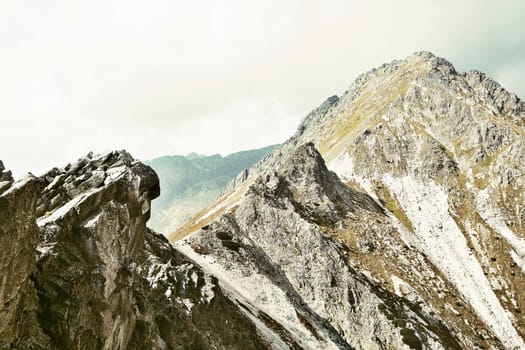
[1, 51, 524, 349]
[170, 52, 525, 349]
[146, 145, 278, 234]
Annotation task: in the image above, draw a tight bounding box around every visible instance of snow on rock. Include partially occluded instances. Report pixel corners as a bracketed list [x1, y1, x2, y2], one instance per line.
[145, 257, 174, 289]
[238, 305, 292, 350]
[37, 189, 98, 226]
[175, 238, 341, 350]
[200, 274, 215, 304]
[0, 174, 36, 198]
[104, 165, 127, 185]
[328, 150, 380, 203]
[475, 188, 525, 268]
[383, 174, 525, 349]
[83, 213, 102, 228]
[36, 243, 56, 257]
[510, 250, 525, 275]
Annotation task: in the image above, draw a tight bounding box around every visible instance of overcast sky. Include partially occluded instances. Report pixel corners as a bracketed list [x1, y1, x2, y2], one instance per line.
[1, 0, 524, 177]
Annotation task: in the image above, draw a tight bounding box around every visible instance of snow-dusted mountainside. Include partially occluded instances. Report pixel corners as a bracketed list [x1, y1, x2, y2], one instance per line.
[2, 51, 524, 349]
[171, 52, 525, 349]
[146, 145, 277, 234]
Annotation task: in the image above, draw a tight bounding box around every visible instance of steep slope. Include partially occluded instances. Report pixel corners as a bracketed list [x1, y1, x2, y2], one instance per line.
[0, 152, 277, 349]
[171, 52, 525, 349]
[177, 143, 462, 349]
[147, 145, 277, 233]
[305, 51, 525, 350]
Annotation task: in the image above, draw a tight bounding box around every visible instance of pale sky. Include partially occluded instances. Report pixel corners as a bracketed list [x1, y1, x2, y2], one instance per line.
[1, 0, 524, 177]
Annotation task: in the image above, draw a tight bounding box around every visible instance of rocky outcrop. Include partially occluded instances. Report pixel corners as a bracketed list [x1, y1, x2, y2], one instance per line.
[0, 152, 271, 349]
[0, 160, 14, 194]
[300, 51, 525, 349]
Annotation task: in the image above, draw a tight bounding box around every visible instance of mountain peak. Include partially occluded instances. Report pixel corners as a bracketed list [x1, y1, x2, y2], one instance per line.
[170, 52, 525, 349]
[410, 50, 437, 59]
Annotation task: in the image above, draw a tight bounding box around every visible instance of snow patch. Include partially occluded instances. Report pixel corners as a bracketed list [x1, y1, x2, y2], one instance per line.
[44, 174, 65, 191]
[201, 274, 215, 304]
[84, 213, 102, 228]
[104, 166, 127, 185]
[36, 243, 56, 257]
[391, 275, 415, 300]
[328, 151, 380, 203]
[175, 297, 194, 314]
[0, 175, 34, 197]
[510, 250, 525, 275]
[146, 259, 174, 289]
[191, 271, 199, 286]
[37, 188, 98, 226]
[175, 239, 340, 350]
[236, 302, 292, 350]
[383, 174, 524, 349]
[475, 188, 525, 268]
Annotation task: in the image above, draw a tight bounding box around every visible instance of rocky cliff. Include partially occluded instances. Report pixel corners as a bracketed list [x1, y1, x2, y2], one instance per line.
[171, 52, 525, 349]
[176, 143, 464, 349]
[0, 162, 48, 348]
[0, 152, 274, 349]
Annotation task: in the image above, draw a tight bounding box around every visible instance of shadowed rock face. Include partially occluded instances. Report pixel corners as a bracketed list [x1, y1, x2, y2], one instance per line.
[0, 151, 270, 350]
[0, 172, 48, 349]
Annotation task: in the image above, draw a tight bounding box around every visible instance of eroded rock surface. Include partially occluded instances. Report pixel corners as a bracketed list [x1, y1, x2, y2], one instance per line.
[0, 152, 270, 349]
[0, 172, 48, 349]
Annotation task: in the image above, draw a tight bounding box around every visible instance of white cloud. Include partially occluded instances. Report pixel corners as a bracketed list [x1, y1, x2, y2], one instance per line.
[1, 0, 524, 177]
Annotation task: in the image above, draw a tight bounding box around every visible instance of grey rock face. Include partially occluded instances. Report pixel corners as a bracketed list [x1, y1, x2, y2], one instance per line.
[177, 144, 460, 350]
[0, 151, 271, 349]
[0, 174, 49, 349]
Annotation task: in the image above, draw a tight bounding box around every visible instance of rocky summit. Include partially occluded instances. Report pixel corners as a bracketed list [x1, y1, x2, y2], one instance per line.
[1, 51, 525, 349]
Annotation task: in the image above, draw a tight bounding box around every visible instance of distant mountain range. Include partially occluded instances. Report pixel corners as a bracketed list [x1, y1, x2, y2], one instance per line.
[146, 145, 278, 233]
